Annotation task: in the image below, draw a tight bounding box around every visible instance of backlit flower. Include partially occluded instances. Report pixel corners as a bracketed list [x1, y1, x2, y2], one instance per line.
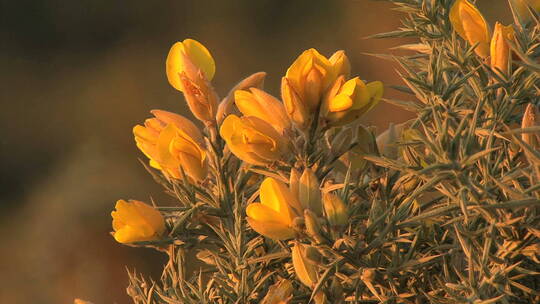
[111, 200, 166, 243]
[166, 39, 218, 122]
[281, 49, 347, 128]
[450, 0, 490, 58]
[245, 177, 302, 240]
[323, 76, 383, 127]
[234, 88, 291, 134]
[220, 115, 289, 166]
[133, 110, 207, 182]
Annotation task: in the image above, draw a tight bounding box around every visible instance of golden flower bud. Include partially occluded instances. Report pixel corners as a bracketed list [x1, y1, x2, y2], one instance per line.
[261, 279, 293, 304]
[322, 77, 383, 127]
[298, 168, 322, 215]
[449, 0, 490, 58]
[133, 110, 207, 182]
[282, 48, 338, 126]
[292, 243, 319, 288]
[220, 115, 289, 166]
[329, 50, 351, 79]
[490, 22, 514, 76]
[234, 88, 291, 134]
[281, 77, 310, 129]
[522, 103, 540, 149]
[246, 178, 302, 240]
[323, 192, 348, 227]
[111, 200, 166, 244]
[166, 39, 218, 123]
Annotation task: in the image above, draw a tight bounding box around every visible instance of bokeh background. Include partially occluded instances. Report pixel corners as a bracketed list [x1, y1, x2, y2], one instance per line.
[0, 1, 512, 303]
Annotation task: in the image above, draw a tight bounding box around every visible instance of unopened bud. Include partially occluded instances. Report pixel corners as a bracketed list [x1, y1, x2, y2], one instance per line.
[329, 50, 351, 79]
[292, 243, 319, 288]
[522, 103, 540, 149]
[490, 22, 514, 76]
[299, 168, 322, 215]
[323, 192, 349, 227]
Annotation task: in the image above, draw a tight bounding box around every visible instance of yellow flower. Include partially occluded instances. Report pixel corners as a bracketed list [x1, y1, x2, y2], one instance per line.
[261, 279, 293, 304]
[490, 22, 514, 76]
[450, 0, 490, 58]
[111, 200, 166, 243]
[234, 88, 291, 134]
[323, 77, 383, 127]
[245, 177, 302, 240]
[166, 39, 218, 122]
[281, 49, 347, 127]
[133, 110, 207, 182]
[220, 115, 289, 166]
[292, 243, 319, 288]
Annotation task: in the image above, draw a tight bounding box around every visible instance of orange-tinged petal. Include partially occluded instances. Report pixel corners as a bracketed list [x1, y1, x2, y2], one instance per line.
[220, 115, 241, 141]
[246, 217, 296, 240]
[111, 200, 165, 243]
[329, 94, 353, 112]
[450, 0, 490, 58]
[260, 177, 301, 221]
[246, 203, 290, 224]
[235, 88, 291, 134]
[281, 77, 309, 128]
[156, 124, 180, 168]
[182, 39, 215, 80]
[176, 151, 207, 181]
[340, 77, 360, 96]
[329, 50, 350, 78]
[151, 110, 204, 144]
[166, 39, 215, 91]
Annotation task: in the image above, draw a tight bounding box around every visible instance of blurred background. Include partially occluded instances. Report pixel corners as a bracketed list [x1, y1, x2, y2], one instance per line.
[0, 0, 512, 303]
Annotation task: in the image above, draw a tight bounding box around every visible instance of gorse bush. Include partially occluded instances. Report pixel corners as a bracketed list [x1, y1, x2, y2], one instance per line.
[107, 0, 540, 303]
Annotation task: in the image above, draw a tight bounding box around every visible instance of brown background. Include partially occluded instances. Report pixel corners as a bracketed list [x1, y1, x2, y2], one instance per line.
[0, 1, 511, 303]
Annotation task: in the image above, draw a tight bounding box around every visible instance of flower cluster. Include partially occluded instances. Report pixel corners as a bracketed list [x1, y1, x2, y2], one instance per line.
[108, 1, 540, 302]
[110, 35, 383, 302]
